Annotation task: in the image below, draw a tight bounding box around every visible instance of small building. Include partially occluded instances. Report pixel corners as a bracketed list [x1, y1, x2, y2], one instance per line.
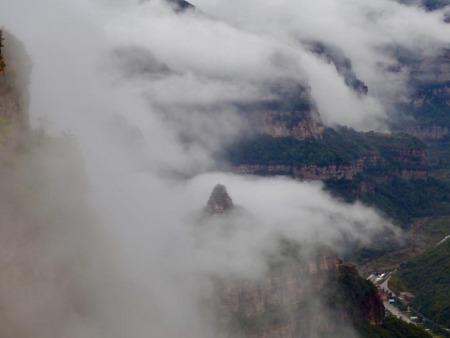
[400, 292, 415, 303]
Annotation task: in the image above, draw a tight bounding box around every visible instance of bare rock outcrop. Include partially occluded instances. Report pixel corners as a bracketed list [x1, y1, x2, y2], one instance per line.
[232, 149, 428, 183]
[215, 256, 385, 337]
[206, 184, 234, 214]
[242, 82, 325, 141]
[249, 110, 325, 141]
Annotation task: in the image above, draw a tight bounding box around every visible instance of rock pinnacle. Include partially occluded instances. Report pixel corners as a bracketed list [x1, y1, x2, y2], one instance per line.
[206, 184, 234, 214]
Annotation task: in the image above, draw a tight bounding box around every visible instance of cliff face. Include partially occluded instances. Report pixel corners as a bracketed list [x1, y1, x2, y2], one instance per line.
[248, 110, 325, 141]
[395, 49, 450, 140]
[410, 50, 450, 85]
[200, 186, 385, 337]
[0, 30, 31, 143]
[232, 149, 428, 182]
[241, 82, 325, 141]
[214, 257, 385, 337]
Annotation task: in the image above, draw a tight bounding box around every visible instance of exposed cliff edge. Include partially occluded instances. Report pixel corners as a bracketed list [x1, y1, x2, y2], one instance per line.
[394, 49, 450, 140]
[215, 257, 386, 337]
[199, 185, 414, 338]
[248, 109, 325, 141]
[0, 29, 31, 144]
[0, 30, 120, 338]
[232, 153, 428, 183]
[238, 82, 325, 141]
[225, 128, 428, 197]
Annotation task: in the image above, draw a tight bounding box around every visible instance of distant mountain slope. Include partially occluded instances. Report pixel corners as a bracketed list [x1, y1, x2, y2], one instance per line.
[202, 186, 431, 338]
[166, 0, 194, 11]
[398, 0, 450, 11]
[422, 0, 449, 11]
[224, 126, 437, 225]
[391, 239, 450, 327]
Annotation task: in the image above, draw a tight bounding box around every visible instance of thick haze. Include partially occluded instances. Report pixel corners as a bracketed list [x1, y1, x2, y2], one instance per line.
[0, 0, 446, 337]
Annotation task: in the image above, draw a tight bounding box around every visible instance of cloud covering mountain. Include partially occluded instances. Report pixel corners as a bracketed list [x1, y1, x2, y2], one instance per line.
[0, 0, 447, 336]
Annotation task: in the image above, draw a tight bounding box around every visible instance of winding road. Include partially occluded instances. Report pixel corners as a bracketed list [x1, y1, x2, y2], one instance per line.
[379, 276, 412, 323]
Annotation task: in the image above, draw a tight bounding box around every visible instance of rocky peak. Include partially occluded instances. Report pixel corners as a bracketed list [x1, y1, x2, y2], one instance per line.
[205, 184, 234, 214]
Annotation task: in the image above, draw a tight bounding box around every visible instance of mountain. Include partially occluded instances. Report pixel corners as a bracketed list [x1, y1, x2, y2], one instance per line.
[218, 42, 450, 231]
[395, 48, 450, 139]
[398, 0, 450, 11]
[166, 0, 194, 12]
[202, 185, 431, 338]
[0, 6, 446, 337]
[0, 30, 118, 338]
[421, 0, 449, 10]
[205, 184, 234, 214]
[224, 115, 432, 225]
[307, 42, 368, 95]
[389, 239, 450, 328]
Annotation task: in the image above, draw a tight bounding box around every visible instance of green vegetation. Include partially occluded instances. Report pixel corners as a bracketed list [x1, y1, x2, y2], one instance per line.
[225, 125, 439, 226]
[226, 127, 425, 168]
[410, 102, 450, 127]
[392, 240, 450, 328]
[360, 178, 450, 225]
[357, 216, 450, 276]
[329, 265, 431, 337]
[398, 82, 450, 128]
[227, 260, 429, 337]
[325, 171, 450, 226]
[355, 316, 432, 338]
[325, 264, 383, 323]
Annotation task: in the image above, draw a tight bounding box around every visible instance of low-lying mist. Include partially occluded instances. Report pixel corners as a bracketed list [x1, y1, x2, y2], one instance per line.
[0, 0, 446, 336]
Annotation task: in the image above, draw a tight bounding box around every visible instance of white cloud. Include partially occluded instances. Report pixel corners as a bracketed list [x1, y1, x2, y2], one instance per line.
[4, 0, 443, 336]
